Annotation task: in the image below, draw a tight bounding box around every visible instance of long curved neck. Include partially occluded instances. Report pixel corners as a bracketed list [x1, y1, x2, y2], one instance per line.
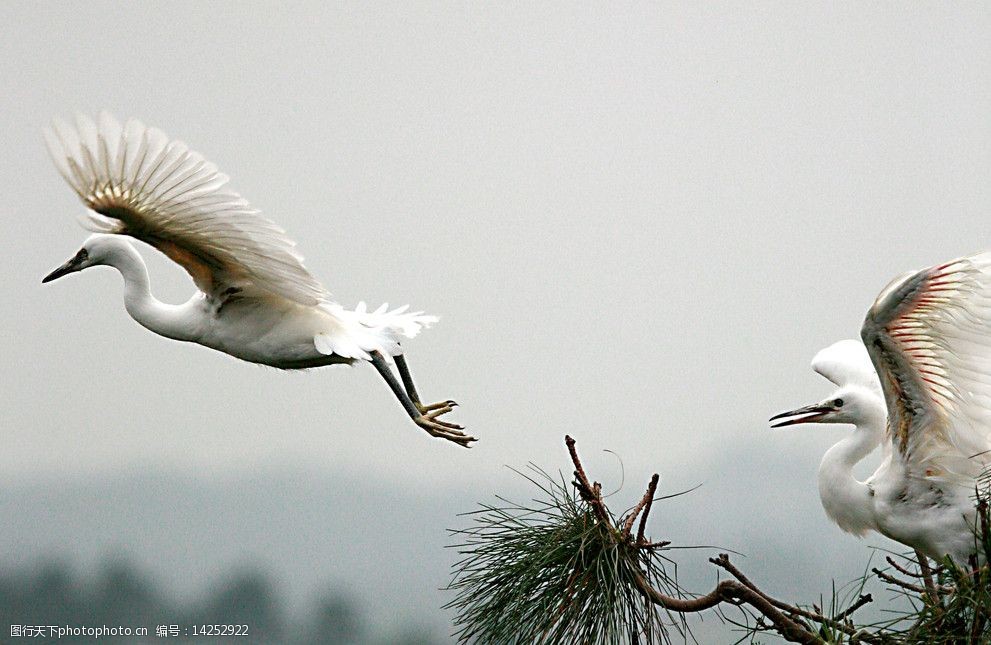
[105, 243, 198, 342]
[817, 405, 886, 535]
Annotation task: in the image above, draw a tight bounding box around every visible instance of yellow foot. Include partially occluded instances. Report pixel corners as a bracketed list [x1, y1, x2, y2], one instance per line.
[414, 403, 475, 447]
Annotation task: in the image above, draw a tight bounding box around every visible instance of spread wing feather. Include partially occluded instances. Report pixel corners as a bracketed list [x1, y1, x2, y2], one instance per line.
[44, 112, 329, 305]
[861, 254, 991, 481]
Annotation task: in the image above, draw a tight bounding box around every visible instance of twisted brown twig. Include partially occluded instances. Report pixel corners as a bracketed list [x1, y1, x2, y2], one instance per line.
[886, 555, 927, 579]
[710, 553, 880, 641]
[872, 567, 955, 595]
[561, 435, 882, 645]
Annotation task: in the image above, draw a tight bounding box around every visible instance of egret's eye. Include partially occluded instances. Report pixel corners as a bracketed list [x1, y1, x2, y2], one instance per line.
[834, 398, 844, 407]
[75, 248, 89, 262]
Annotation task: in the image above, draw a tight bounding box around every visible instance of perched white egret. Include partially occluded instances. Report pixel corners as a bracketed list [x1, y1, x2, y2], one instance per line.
[770, 340, 889, 537]
[772, 256, 991, 565]
[42, 113, 473, 447]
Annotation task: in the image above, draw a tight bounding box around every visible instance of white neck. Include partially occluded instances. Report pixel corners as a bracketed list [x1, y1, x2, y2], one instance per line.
[817, 404, 886, 535]
[103, 242, 199, 342]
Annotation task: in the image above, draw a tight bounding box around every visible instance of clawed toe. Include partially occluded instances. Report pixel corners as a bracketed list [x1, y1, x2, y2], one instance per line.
[415, 415, 476, 448]
[417, 399, 457, 413]
[424, 406, 463, 429]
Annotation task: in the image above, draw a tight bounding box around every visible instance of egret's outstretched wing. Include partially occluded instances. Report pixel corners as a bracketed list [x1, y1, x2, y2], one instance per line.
[812, 339, 882, 396]
[862, 254, 991, 480]
[44, 112, 329, 305]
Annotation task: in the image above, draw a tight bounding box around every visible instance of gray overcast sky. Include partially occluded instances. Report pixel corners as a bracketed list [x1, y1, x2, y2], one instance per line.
[1, 1, 990, 636]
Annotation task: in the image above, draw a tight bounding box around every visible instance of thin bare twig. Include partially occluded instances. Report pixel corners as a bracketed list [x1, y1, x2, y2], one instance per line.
[622, 472, 658, 541]
[873, 567, 955, 595]
[833, 593, 874, 622]
[886, 555, 926, 579]
[634, 473, 659, 543]
[565, 435, 610, 525]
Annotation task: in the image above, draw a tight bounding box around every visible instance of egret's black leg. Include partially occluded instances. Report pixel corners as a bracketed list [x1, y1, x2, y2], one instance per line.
[394, 353, 423, 405]
[370, 351, 420, 420]
[370, 352, 475, 447]
[394, 353, 457, 413]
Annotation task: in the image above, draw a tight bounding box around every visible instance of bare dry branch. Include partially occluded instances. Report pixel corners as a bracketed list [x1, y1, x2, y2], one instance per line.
[833, 593, 874, 622]
[886, 555, 926, 579]
[636, 474, 659, 544]
[630, 571, 825, 645]
[873, 567, 955, 595]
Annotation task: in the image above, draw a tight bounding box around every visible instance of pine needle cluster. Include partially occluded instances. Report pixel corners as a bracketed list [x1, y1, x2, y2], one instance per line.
[445, 465, 682, 644]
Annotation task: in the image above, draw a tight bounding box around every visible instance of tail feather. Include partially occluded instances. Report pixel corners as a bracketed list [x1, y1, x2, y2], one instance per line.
[315, 303, 438, 360]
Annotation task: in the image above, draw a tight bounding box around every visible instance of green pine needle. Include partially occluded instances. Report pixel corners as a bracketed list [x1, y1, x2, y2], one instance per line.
[445, 465, 685, 645]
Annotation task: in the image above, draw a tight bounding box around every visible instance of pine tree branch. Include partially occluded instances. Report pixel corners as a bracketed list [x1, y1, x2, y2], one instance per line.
[872, 567, 955, 595]
[636, 474, 659, 545]
[565, 434, 610, 526]
[833, 593, 875, 622]
[631, 570, 825, 645]
[565, 436, 829, 644]
[710, 553, 880, 641]
[886, 555, 927, 579]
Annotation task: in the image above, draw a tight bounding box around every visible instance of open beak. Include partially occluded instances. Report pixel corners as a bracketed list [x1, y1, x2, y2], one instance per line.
[769, 403, 833, 428]
[42, 257, 80, 284]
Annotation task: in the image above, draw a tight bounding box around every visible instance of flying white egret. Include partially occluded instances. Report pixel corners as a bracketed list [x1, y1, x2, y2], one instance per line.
[772, 256, 991, 565]
[42, 113, 474, 447]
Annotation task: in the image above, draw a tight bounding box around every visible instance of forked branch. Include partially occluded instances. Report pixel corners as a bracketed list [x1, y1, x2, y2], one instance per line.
[562, 435, 878, 645]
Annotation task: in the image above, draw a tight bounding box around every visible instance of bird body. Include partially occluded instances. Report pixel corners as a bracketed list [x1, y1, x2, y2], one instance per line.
[42, 113, 473, 446]
[774, 260, 991, 566]
[813, 391, 976, 562]
[869, 456, 978, 565]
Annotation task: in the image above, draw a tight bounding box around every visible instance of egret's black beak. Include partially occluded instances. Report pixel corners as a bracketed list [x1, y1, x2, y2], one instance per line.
[769, 403, 833, 428]
[42, 252, 84, 284]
